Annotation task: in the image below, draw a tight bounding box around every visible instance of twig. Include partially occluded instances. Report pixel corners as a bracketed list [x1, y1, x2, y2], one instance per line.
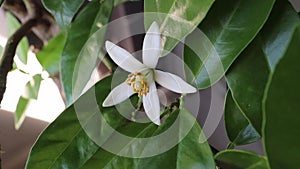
[0, 18, 38, 106]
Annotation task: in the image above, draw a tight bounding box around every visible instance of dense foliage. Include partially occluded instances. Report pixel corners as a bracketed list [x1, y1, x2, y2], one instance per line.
[1, 0, 299, 168]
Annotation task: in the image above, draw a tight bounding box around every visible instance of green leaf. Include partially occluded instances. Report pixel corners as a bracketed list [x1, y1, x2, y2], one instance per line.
[61, 0, 114, 105]
[184, 0, 275, 89]
[27, 75, 214, 168]
[26, 76, 125, 169]
[37, 32, 67, 75]
[42, 0, 85, 29]
[263, 25, 300, 169]
[144, 0, 215, 56]
[15, 96, 30, 129]
[0, 0, 3, 6]
[81, 109, 215, 169]
[23, 74, 42, 100]
[15, 74, 42, 128]
[215, 150, 268, 169]
[226, 38, 270, 134]
[6, 12, 29, 64]
[260, 0, 300, 71]
[224, 91, 260, 147]
[137, 109, 215, 169]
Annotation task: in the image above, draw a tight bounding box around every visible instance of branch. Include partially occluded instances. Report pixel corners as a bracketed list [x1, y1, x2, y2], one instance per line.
[3, 0, 59, 44]
[0, 18, 38, 106]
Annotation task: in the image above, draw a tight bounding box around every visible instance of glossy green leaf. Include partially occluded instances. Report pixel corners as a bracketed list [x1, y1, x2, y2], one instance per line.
[137, 109, 215, 169]
[15, 96, 30, 129]
[6, 12, 29, 64]
[263, 25, 300, 169]
[144, 0, 214, 55]
[260, 0, 300, 71]
[226, 38, 270, 134]
[81, 109, 215, 169]
[37, 32, 67, 75]
[27, 75, 214, 168]
[224, 91, 260, 147]
[23, 74, 42, 100]
[215, 150, 268, 169]
[184, 0, 274, 89]
[42, 0, 85, 28]
[61, 0, 114, 104]
[26, 76, 125, 169]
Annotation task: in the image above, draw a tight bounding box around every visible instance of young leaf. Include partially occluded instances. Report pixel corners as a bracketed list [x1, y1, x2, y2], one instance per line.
[15, 96, 30, 129]
[215, 150, 268, 169]
[144, 0, 215, 56]
[23, 74, 42, 100]
[61, 0, 114, 105]
[37, 32, 67, 75]
[263, 25, 300, 169]
[42, 0, 85, 28]
[224, 91, 260, 147]
[6, 12, 29, 64]
[184, 0, 275, 89]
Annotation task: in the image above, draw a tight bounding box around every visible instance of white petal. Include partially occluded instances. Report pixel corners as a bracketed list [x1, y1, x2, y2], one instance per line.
[142, 81, 161, 125]
[142, 22, 161, 68]
[155, 70, 197, 93]
[106, 41, 145, 73]
[102, 82, 134, 107]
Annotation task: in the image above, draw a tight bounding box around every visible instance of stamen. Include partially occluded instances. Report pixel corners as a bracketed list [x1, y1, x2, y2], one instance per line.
[126, 72, 149, 97]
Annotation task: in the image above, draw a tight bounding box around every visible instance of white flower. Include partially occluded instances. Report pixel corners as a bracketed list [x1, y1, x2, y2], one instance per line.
[102, 22, 196, 125]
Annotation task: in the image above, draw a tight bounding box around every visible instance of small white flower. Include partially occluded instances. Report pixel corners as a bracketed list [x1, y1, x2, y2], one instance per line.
[103, 22, 196, 125]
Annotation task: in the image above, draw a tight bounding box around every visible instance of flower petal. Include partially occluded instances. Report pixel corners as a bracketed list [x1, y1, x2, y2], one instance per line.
[155, 70, 197, 93]
[106, 41, 146, 73]
[102, 82, 134, 107]
[142, 22, 161, 68]
[143, 81, 160, 125]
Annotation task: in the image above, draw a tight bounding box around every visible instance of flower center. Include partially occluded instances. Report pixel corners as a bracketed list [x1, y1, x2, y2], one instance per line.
[126, 72, 149, 97]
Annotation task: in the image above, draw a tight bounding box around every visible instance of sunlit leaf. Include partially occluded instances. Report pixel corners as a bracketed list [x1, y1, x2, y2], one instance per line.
[184, 0, 275, 89]
[37, 32, 67, 75]
[144, 0, 215, 56]
[15, 96, 30, 130]
[224, 91, 260, 147]
[215, 150, 268, 169]
[23, 74, 42, 100]
[263, 24, 300, 169]
[6, 12, 29, 64]
[42, 0, 85, 28]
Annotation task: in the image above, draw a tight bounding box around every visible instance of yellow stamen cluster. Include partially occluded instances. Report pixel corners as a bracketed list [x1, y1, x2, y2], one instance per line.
[126, 72, 149, 97]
